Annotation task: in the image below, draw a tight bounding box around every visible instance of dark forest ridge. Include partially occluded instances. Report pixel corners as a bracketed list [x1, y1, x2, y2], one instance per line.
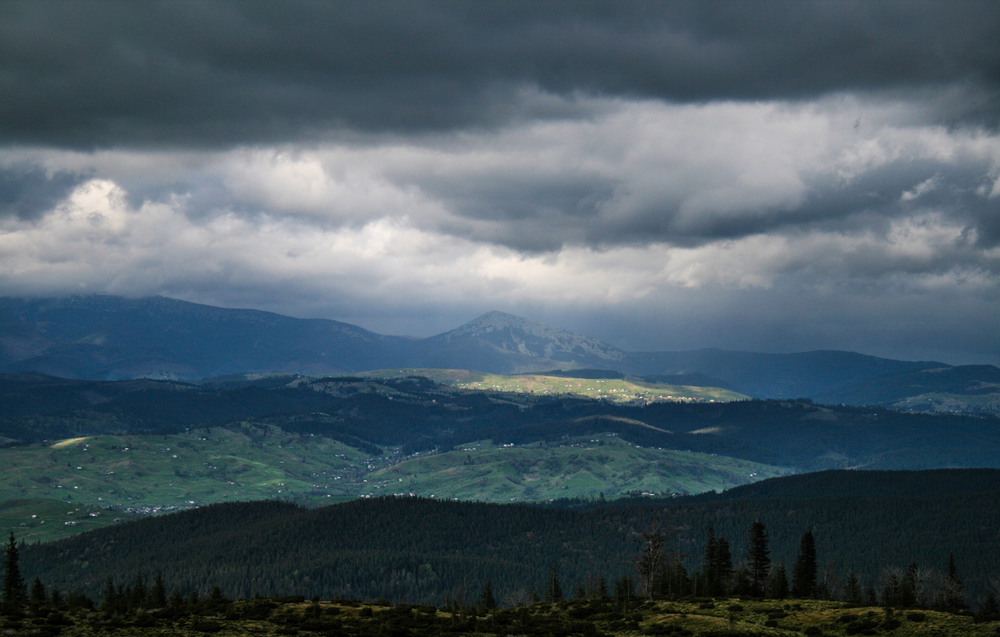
[20, 469, 1000, 608]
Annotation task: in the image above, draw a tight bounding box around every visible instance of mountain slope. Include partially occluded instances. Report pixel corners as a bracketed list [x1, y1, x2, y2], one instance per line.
[622, 348, 941, 399]
[412, 310, 626, 373]
[2, 295, 997, 411]
[0, 295, 407, 379]
[818, 364, 1000, 412]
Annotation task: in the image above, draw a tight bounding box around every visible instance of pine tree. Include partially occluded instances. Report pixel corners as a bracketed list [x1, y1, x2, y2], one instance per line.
[596, 575, 609, 601]
[29, 578, 46, 609]
[101, 577, 119, 616]
[976, 592, 1000, 623]
[748, 521, 771, 597]
[479, 581, 497, 610]
[715, 537, 733, 593]
[614, 576, 634, 604]
[150, 572, 168, 608]
[767, 564, 789, 599]
[938, 553, 966, 612]
[844, 573, 863, 605]
[49, 587, 64, 610]
[702, 526, 719, 595]
[130, 574, 147, 610]
[900, 563, 920, 608]
[546, 566, 563, 603]
[2, 532, 26, 615]
[792, 530, 817, 598]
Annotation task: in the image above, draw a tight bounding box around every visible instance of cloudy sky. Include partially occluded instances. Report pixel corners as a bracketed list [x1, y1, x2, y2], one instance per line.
[2, 1, 999, 364]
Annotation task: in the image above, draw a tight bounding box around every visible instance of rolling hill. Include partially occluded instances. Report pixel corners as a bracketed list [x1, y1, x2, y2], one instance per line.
[2, 372, 1000, 544]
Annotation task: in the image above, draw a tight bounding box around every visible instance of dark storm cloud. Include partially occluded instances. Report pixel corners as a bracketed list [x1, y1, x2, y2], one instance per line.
[0, 165, 88, 220]
[2, 0, 999, 149]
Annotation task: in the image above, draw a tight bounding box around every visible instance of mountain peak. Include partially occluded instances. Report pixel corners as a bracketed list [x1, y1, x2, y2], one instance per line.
[464, 311, 541, 330]
[429, 311, 625, 365]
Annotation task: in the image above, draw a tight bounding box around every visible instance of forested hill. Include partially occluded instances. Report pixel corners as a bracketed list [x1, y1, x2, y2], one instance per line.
[21, 469, 1000, 607]
[684, 468, 1000, 501]
[3, 373, 1000, 472]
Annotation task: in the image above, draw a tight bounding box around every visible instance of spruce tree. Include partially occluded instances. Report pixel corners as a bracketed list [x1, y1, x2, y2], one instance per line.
[844, 573, 863, 605]
[702, 526, 718, 595]
[614, 576, 634, 604]
[596, 575, 609, 601]
[29, 578, 46, 609]
[976, 592, 1000, 623]
[702, 528, 733, 597]
[479, 581, 497, 610]
[939, 553, 966, 612]
[715, 537, 733, 594]
[748, 521, 771, 597]
[101, 577, 118, 616]
[547, 566, 563, 603]
[51, 587, 65, 610]
[2, 532, 26, 615]
[767, 563, 789, 599]
[792, 530, 817, 598]
[150, 572, 168, 608]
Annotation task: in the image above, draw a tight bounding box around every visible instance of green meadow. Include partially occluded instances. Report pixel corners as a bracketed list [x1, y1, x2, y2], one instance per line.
[362, 369, 747, 403]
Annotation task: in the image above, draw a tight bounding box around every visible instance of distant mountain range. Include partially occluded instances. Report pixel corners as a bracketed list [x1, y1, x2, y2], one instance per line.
[1, 294, 998, 410]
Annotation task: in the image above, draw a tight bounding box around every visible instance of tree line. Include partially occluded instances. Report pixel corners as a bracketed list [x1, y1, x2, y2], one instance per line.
[9, 517, 999, 624]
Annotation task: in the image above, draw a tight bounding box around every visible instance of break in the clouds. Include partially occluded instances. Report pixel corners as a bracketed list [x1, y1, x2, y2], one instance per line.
[1, 1, 999, 364]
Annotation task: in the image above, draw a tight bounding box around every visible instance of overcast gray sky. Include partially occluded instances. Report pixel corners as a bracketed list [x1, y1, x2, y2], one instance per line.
[2, 0, 999, 364]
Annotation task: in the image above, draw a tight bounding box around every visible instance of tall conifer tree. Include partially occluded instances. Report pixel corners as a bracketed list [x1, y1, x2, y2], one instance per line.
[748, 521, 771, 597]
[479, 581, 497, 610]
[547, 566, 563, 603]
[2, 533, 25, 615]
[792, 530, 817, 598]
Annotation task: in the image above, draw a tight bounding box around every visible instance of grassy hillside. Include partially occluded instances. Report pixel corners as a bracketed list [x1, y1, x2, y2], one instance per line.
[361, 368, 747, 403]
[0, 427, 787, 541]
[818, 365, 1000, 414]
[362, 437, 787, 501]
[0, 596, 995, 636]
[0, 497, 142, 543]
[0, 423, 370, 511]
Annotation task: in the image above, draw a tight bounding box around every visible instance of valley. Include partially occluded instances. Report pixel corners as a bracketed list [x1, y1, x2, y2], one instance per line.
[2, 366, 999, 545]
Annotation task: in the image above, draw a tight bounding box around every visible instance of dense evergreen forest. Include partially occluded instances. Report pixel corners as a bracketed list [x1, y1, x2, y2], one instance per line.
[12, 470, 1000, 613]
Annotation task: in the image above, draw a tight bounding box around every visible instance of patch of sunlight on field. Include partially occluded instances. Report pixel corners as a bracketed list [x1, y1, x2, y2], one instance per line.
[50, 437, 91, 449]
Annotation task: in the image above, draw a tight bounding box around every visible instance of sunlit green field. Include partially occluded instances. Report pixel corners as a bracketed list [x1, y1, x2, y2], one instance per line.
[362, 368, 747, 403]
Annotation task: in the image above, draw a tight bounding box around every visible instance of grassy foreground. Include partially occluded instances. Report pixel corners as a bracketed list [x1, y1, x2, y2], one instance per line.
[2, 596, 995, 636]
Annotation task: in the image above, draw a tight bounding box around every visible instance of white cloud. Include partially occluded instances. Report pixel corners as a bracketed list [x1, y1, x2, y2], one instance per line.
[2, 91, 999, 362]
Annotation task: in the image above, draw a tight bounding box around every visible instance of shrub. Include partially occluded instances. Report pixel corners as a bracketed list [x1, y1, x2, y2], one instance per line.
[190, 619, 223, 633]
